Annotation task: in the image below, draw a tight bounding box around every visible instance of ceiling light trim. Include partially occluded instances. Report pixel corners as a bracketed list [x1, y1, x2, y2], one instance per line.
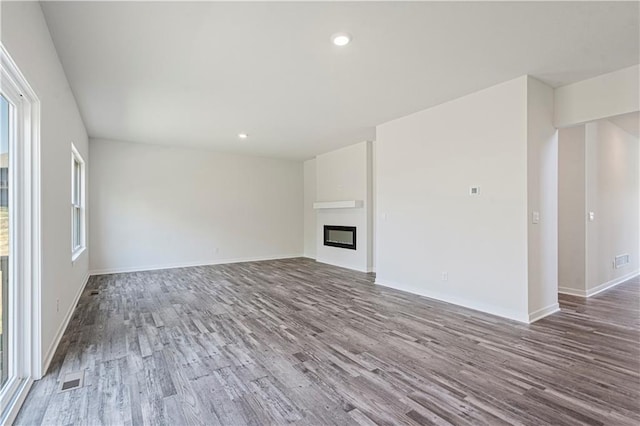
[331, 32, 352, 46]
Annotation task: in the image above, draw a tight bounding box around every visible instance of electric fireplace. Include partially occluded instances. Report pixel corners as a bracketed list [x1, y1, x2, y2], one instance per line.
[323, 225, 356, 250]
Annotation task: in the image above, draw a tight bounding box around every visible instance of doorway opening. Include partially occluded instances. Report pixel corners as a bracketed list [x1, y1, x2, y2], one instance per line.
[558, 112, 639, 298]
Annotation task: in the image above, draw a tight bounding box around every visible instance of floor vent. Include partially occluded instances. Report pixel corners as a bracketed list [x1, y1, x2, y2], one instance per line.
[90, 290, 100, 295]
[59, 371, 85, 392]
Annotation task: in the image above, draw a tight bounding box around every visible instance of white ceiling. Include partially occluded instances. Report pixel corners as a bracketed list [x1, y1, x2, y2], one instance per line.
[41, 1, 639, 160]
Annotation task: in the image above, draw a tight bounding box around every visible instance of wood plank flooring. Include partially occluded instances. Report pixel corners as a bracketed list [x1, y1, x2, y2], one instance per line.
[15, 258, 640, 425]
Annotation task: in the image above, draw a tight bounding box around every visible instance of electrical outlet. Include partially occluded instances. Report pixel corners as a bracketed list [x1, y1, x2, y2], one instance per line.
[441, 272, 448, 281]
[56, 299, 60, 313]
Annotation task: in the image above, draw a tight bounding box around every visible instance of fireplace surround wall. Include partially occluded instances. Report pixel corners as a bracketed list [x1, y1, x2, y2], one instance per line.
[312, 141, 373, 272]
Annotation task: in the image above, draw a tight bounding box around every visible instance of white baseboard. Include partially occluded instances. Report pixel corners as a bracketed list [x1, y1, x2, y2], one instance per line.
[40, 272, 90, 378]
[559, 270, 639, 298]
[301, 257, 375, 273]
[528, 303, 560, 323]
[374, 277, 529, 323]
[557, 286, 586, 297]
[587, 270, 639, 297]
[314, 259, 371, 274]
[89, 254, 304, 276]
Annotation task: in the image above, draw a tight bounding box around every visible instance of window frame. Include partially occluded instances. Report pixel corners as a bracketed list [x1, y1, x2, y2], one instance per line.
[70, 144, 85, 261]
[0, 43, 42, 425]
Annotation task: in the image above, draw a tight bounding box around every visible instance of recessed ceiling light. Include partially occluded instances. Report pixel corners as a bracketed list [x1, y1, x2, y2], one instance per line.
[238, 133, 248, 139]
[331, 32, 351, 46]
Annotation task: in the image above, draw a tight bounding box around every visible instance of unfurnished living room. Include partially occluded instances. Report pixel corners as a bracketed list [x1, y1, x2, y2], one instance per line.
[1, 1, 639, 425]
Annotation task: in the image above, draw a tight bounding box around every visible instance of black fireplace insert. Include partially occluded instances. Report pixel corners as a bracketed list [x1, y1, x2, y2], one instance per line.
[323, 225, 356, 250]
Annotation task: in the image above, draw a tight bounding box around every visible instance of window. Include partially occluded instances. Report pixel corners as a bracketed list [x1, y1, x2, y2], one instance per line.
[71, 145, 84, 259]
[1, 89, 10, 397]
[1, 44, 41, 424]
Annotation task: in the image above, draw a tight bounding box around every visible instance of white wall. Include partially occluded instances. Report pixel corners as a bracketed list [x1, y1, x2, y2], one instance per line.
[585, 120, 639, 292]
[376, 77, 530, 322]
[558, 119, 639, 296]
[554, 65, 640, 128]
[303, 159, 316, 258]
[316, 142, 369, 202]
[558, 126, 587, 293]
[89, 139, 303, 273]
[368, 141, 375, 271]
[526, 77, 559, 321]
[1, 1, 90, 374]
[315, 141, 372, 272]
[371, 141, 377, 272]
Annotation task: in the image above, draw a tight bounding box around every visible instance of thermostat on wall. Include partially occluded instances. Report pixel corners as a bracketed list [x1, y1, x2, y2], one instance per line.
[469, 186, 480, 195]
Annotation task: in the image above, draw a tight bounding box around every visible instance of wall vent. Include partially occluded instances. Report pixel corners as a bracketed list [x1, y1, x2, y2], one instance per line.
[615, 254, 630, 269]
[59, 371, 85, 392]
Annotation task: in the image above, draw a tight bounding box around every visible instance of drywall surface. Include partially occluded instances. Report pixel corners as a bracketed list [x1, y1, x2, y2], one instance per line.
[1, 1, 90, 375]
[376, 76, 530, 322]
[585, 120, 639, 292]
[316, 142, 369, 202]
[526, 76, 559, 320]
[369, 141, 376, 271]
[303, 159, 316, 258]
[89, 139, 303, 273]
[555, 65, 640, 128]
[315, 141, 372, 272]
[558, 126, 587, 294]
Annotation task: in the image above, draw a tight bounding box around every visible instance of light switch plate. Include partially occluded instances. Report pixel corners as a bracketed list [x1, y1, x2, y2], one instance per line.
[532, 211, 540, 224]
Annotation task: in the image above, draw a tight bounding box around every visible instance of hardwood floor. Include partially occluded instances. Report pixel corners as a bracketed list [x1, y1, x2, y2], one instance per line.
[16, 258, 640, 425]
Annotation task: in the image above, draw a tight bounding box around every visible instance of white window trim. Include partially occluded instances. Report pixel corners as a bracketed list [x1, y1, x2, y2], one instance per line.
[0, 44, 42, 425]
[70, 144, 85, 262]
